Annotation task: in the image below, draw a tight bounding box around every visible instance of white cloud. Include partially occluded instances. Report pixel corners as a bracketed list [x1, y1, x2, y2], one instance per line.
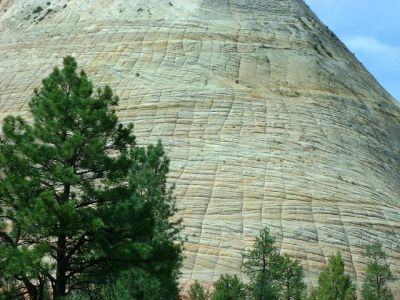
[344, 36, 400, 58]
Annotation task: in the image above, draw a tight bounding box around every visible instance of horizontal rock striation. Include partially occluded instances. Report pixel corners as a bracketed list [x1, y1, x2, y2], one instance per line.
[0, 0, 399, 296]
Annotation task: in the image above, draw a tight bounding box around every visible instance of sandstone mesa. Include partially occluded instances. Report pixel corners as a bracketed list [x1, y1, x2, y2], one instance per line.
[0, 0, 399, 296]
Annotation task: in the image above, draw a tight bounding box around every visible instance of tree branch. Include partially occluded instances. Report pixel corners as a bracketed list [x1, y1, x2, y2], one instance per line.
[66, 234, 88, 261]
[0, 215, 20, 244]
[39, 267, 56, 285]
[0, 231, 16, 247]
[66, 257, 110, 279]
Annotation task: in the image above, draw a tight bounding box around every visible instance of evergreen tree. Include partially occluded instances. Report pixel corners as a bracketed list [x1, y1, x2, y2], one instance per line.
[308, 253, 356, 300]
[242, 227, 282, 300]
[189, 280, 208, 300]
[0, 56, 182, 299]
[279, 254, 306, 300]
[211, 274, 246, 300]
[361, 242, 395, 300]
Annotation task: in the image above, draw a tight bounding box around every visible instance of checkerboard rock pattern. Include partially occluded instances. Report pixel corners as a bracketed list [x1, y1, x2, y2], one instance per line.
[1, 0, 399, 296]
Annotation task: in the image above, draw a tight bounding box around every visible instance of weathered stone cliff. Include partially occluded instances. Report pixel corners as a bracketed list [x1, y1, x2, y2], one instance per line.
[0, 0, 399, 296]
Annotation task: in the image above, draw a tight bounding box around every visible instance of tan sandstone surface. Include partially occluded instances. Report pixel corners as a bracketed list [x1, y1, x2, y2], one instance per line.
[0, 0, 399, 296]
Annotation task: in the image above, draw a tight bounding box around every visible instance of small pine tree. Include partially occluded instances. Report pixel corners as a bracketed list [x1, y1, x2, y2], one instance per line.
[242, 227, 281, 300]
[211, 274, 246, 300]
[279, 254, 306, 300]
[189, 280, 208, 300]
[361, 242, 395, 300]
[309, 252, 356, 300]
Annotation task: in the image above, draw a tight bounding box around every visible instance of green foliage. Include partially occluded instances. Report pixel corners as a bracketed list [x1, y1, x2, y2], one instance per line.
[308, 253, 356, 300]
[211, 274, 246, 300]
[189, 280, 208, 300]
[242, 227, 306, 300]
[69, 268, 177, 300]
[0, 56, 182, 299]
[361, 242, 394, 300]
[242, 227, 280, 300]
[279, 254, 306, 300]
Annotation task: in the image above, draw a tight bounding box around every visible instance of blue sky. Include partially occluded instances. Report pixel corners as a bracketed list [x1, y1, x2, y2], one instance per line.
[304, 0, 400, 100]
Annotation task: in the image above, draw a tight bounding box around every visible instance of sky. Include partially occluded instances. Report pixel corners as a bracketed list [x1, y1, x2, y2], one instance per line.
[304, 0, 400, 100]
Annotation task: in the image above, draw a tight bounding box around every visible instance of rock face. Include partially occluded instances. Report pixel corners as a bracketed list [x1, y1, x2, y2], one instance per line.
[0, 0, 399, 296]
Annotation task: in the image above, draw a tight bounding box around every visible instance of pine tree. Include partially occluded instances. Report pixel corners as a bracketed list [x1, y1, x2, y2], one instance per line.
[242, 227, 282, 300]
[361, 242, 395, 300]
[211, 274, 246, 300]
[308, 252, 356, 300]
[279, 254, 306, 300]
[0, 56, 182, 299]
[189, 280, 208, 300]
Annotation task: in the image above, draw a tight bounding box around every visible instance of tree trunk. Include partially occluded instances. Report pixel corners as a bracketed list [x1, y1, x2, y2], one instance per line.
[286, 276, 290, 300]
[38, 276, 47, 300]
[53, 234, 67, 300]
[260, 253, 267, 300]
[24, 279, 38, 300]
[53, 183, 70, 299]
[377, 275, 381, 299]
